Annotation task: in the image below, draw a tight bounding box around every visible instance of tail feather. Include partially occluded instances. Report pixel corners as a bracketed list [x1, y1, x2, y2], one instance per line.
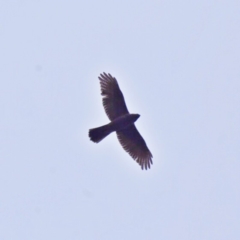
[89, 124, 112, 143]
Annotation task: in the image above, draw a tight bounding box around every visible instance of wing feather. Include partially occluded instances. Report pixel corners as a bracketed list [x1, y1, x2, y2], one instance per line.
[98, 73, 129, 120]
[116, 125, 153, 170]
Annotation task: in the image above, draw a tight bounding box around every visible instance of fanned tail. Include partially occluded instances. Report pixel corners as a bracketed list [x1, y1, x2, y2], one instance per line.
[89, 124, 112, 143]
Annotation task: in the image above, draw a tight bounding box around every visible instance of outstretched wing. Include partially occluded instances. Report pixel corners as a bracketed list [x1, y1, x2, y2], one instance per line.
[98, 72, 129, 121]
[116, 125, 153, 170]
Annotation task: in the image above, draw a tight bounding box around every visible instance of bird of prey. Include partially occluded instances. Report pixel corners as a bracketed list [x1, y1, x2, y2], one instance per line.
[89, 72, 153, 170]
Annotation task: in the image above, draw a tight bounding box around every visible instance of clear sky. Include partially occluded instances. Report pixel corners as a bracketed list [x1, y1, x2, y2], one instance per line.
[1, 1, 239, 239]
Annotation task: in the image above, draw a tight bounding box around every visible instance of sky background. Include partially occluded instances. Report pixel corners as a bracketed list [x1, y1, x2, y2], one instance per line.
[1, 1, 240, 239]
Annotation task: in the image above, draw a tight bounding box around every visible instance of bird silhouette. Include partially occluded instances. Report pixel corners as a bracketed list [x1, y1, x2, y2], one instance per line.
[89, 72, 153, 170]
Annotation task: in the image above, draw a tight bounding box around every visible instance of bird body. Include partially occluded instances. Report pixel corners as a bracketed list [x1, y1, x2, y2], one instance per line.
[89, 114, 140, 143]
[89, 72, 153, 170]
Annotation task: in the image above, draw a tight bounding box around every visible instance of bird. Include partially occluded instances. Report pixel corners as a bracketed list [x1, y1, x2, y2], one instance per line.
[89, 72, 153, 170]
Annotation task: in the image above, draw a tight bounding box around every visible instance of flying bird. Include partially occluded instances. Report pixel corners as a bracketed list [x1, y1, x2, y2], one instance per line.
[89, 72, 153, 170]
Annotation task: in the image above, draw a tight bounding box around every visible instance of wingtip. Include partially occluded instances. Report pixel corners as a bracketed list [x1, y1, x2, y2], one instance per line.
[99, 72, 114, 79]
[140, 155, 153, 170]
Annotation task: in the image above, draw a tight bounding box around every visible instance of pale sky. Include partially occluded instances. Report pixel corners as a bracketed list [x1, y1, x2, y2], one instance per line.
[1, 1, 239, 239]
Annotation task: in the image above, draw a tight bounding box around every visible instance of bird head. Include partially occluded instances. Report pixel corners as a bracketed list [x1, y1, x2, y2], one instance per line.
[131, 114, 140, 122]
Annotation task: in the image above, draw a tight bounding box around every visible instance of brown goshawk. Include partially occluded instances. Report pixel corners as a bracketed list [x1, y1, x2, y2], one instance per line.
[89, 72, 153, 170]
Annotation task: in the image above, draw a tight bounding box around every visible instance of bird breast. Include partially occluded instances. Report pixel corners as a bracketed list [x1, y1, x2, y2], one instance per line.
[108, 114, 140, 131]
